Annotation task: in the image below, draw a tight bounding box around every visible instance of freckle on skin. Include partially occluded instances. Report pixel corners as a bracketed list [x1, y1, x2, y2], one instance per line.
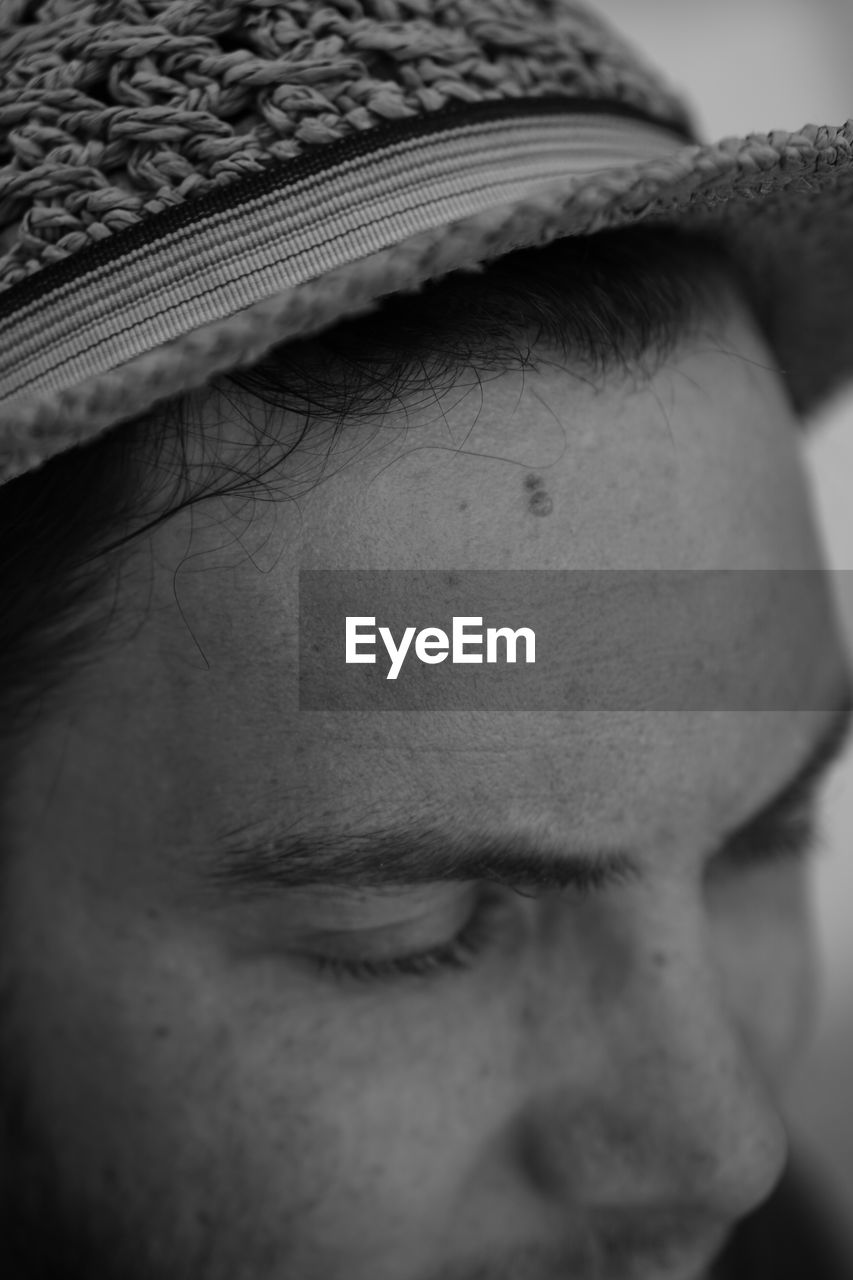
[458, 500, 468, 511]
[524, 473, 543, 492]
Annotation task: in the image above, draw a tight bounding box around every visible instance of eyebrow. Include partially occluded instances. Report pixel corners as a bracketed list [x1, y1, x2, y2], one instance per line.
[203, 692, 853, 898]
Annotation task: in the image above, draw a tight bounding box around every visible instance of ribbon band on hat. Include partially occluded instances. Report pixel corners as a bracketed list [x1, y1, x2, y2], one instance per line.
[0, 97, 690, 409]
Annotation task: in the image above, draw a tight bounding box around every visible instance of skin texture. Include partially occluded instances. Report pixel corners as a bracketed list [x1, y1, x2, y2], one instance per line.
[0, 293, 850, 1280]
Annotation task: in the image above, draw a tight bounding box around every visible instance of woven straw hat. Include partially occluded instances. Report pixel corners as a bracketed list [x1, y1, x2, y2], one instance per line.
[1, 0, 852, 487]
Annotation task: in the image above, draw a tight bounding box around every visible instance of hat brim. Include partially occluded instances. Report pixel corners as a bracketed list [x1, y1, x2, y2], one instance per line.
[0, 99, 851, 484]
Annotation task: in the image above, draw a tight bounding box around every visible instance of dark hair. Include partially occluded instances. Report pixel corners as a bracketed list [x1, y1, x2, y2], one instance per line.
[0, 224, 768, 758]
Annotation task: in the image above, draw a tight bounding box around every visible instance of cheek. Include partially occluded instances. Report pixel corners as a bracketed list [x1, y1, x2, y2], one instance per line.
[5, 887, 519, 1270]
[708, 861, 816, 1085]
[185, 952, 523, 1233]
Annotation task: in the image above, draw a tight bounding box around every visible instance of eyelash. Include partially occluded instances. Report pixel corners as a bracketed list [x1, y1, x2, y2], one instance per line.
[310, 888, 509, 985]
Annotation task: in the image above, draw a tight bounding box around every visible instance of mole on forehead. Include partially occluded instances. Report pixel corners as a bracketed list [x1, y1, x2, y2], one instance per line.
[524, 472, 553, 517]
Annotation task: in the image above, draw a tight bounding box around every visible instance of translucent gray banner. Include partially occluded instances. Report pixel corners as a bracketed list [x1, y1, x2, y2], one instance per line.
[297, 570, 846, 710]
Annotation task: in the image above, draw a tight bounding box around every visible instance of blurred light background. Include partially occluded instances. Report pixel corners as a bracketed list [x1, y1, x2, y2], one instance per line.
[595, 0, 853, 1230]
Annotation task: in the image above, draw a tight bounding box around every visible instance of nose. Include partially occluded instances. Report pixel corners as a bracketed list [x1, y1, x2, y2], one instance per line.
[516, 888, 789, 1222]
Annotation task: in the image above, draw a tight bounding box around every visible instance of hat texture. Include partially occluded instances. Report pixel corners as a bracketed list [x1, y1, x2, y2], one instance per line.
[1, 0, 852, 484]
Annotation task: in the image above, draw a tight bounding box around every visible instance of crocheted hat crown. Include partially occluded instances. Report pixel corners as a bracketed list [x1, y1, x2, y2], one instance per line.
[0, 0, 695, 290]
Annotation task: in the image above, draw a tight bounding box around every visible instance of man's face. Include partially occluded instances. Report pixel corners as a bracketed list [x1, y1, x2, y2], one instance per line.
[1, 293, 850, 1280]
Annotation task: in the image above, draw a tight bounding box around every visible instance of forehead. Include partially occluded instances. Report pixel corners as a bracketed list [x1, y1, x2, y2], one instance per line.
[11, 296, 848, 882]
[175, 299, 816, 576]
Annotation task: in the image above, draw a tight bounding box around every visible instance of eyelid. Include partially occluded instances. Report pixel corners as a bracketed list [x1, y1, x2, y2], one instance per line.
[282, 880, 475, 926]
[290, 882, 483, 957]
[302, 884, 516, 984]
